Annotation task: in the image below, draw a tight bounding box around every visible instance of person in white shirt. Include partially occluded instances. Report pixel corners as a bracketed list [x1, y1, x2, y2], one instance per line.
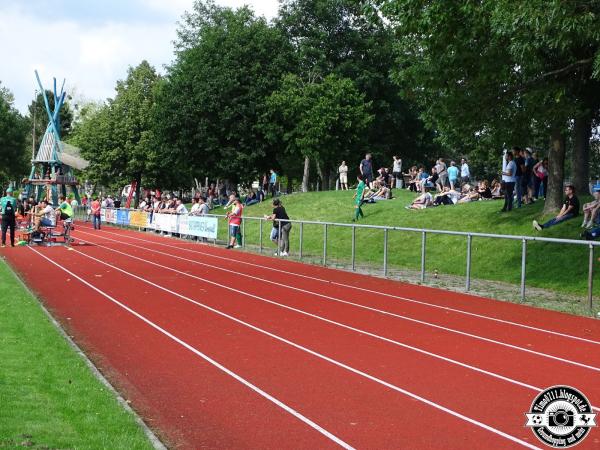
[33, 200, 56, 230]
[501, 151, 517, 212]
[392, 156, 403, 189]
[190, 198, 201, 215]
[460, 158, 470, 184]
[338, 161, 348, 190]
[175, 198, 188, 215]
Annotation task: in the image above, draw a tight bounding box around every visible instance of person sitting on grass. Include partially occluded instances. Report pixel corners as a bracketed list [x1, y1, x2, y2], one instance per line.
[581, 185, 600, 228]
[245, 190, 259, 206]
[458, 185, 480, 203]
[420, 167, 438, 192]
[406, 191, 433, 210]
[490, 179, 503, 199]
[225, 198, 243, 249]
[352, 174, 368, 221]
[405, 166, 419, 192]
[533, 185, 580, 231]
[477, 180, 492, 200]
[433, 187, 460, 206]
[365, 185, 392, 202]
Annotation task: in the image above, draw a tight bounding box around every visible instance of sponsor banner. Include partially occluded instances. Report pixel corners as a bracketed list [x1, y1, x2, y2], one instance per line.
[116, 209, 129, 226]
[102, 208, 117, 224]
[186, 215, 218, 239]
[152, 213, 179, 233]
[129, 210, 149, 228]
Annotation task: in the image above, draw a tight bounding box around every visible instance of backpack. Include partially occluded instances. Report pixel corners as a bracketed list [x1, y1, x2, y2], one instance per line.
[3, 199, 15, 219]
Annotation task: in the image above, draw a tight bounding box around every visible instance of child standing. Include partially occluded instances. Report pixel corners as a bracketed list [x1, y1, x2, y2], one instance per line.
[352, 175, 368, 221]
[225, 198, 243, 249]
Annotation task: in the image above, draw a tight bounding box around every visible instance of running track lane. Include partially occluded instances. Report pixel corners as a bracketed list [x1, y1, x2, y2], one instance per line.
[2, 227, 596, 448]
[5, 245, 540, 449]
[70, 229, 600, 411]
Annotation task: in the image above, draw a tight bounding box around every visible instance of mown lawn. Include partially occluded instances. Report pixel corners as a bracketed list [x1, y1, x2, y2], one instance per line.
[0, 260, 155, 450]
[210, 189, 598, 312]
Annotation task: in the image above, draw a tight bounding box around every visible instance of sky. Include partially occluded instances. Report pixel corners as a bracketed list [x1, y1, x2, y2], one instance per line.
[0, 0, 279, 114]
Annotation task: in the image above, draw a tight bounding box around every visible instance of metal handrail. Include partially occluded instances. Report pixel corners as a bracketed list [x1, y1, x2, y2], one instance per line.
[79, 206, 598, 314]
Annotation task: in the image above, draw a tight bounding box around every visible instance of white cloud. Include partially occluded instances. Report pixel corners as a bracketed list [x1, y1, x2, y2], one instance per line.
[0, 0, 278, 114]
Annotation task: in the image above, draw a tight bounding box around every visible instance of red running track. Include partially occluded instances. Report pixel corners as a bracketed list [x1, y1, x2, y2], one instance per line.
[2, 223, 600, 449]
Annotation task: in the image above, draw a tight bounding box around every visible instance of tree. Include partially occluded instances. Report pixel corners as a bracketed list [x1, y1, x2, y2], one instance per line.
[70, 61, 164, 202]
[0, 83, 29, 185]
[378, 0, 600, 211]
[156, 3, 294, 186]
[278, 0, 437, 167]
[263, 74, 373, 191]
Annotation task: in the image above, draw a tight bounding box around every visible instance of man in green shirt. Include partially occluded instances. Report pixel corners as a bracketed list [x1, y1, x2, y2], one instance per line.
[352, 174, 368, 222]
[1, 187, 17, 247]
[55, 195, 74, 222]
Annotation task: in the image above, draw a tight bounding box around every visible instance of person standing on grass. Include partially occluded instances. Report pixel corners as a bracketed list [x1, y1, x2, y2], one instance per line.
[225, 198, 243, 249]
[513, 147, 525, 207]
[533, 185, 580, 231]
[265, 198, 292, 256]
[352, 174, 368, 221]
[91, 197, 101, 230]
[359, 153, 373, 188]
[1, 187, 17, 248]
[269, 169, 278, 197]
[338, 161, 349, 190]
[460, 158, 470, 185]
[501, 150, 516, 212]
[435, 158, 448, 189]
[392, 156, 403, 189]
[447, 161, 459, 191]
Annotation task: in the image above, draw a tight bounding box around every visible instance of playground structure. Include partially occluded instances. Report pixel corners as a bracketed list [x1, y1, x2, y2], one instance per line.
[23, 71, 88, 206]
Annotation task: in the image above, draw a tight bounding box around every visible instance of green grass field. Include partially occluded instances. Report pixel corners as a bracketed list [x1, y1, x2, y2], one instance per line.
[211, 189, 598, 315]
[0, 260, 155, 450]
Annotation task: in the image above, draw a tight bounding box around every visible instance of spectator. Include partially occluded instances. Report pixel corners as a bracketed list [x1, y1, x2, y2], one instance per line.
[225, 198, 243, 249]
[533, 185, 580, 231]
[352, 174, 368, 221]
[359, 153, 374, 188]
[424, 167, 439, 192]
[91, 197, 101, 229]
[405, 166, 419, 192]
[417, 167, 428, 192]
[114, 197, 121, 209]
[175, 198, 188, 215]
[447, 161, 459, 190]
[265, 198, 292, 256]
[245, 190, 259, 206]
[477, 180, 492, 200]
[435, 158, 448, 189]
[523, 148, 534, 204]
[392, 156, 403, 189]
[1, 187, 17, 247]
[33, 199, 56, 231]
[433, 187, 460, 206]
[190, 197, 200, 214]
[513, 147, 525, 208]
[491, 179, 503, 199]
[581, 185, 600, 228]
[269, 169, 278, 197]
[197, 197, 209, 216]
[460, 158, 470, 185]
[262, 173, 269, 194]
[501, 150, 516, 212]
[338, 161, 349, 190]
[533, 157, 548, 199]
[406, 192, 433, 209]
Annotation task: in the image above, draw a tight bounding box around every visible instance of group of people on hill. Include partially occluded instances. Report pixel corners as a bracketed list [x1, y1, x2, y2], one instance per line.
[501, 147, 548, 212]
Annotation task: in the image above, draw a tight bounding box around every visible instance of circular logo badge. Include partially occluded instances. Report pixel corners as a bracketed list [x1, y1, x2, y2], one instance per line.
[525, 385, 596, 448]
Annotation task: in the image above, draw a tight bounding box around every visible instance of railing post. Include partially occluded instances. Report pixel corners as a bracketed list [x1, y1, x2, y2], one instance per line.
[520, 238, 527, 302]
[588, 243, 594, 314]
[323, 223, 328, 266]
[259, 219, 263, 253]
[299, 221, 303, 260]
[242, 218, 246, 248]
[466, 234, 472, 291]
[420, 231, 426, 283]
[351, 225, 356, 271]
[383, 228, 388, 277]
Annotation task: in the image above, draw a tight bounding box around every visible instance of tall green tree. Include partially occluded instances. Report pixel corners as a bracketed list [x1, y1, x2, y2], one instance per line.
[0, 83, 29, 185]
[264, 74, 373, 191]
[156, 3, 294, 185]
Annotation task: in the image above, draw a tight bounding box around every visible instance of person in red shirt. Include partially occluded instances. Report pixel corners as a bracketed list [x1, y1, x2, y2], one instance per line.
[225, 198, 243, 249]
[91, 197, 101, 230]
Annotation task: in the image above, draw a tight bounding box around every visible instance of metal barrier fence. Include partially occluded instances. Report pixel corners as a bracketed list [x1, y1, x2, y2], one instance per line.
[74, 207, 599, 313]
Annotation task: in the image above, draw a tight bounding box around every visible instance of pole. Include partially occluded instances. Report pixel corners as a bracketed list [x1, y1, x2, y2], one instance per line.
[466, 234, 472, 291]
[299, 221, 304, 260]
[323, 223, 328, 266]
[277, 220, 282, 256]
[420, 231, 426, 283]
[588, 244, 594, 314]
[259, 219, 263, 253]
[520, 239, 527, 302]
[32, 90, 37, 160]
[242, 218, 246, 248]
[383, 228, 388, 277]
[351, 225, 356, 271]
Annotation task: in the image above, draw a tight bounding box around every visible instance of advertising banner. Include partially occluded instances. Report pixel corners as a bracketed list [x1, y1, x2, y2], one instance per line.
[152, 213, 179, 233]
[102, 208, 117, 224]
[129, 210, 149, 228]
[186, 215, 218, 239]
[116, 209, 129, 226]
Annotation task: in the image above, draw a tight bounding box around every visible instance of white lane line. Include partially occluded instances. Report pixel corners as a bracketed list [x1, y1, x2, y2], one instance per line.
[27, 246, 354, 450]
[49, 245, 542, 450]
[75, 230, 600, 374]
[86, 226, 600, 346]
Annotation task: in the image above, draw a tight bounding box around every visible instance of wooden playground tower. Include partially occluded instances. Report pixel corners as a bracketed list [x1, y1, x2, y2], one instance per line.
[24, 71, 88, 205]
